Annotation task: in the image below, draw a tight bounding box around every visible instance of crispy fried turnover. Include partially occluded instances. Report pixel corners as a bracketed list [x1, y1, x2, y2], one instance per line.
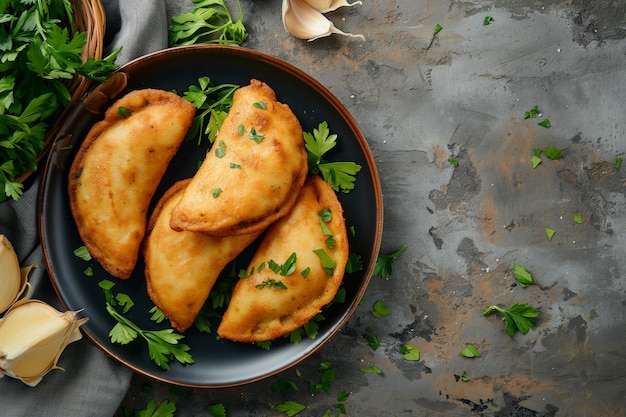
[170, 79, 308, 237]
[143, 180, 260, 332]
[68, 89, 196, 279]
[217, 175, 348, 342]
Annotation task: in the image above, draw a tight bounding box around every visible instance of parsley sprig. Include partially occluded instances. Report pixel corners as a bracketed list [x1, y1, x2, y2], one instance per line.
[168, 0, 248, 46]
[305, 121, 362, 193]
[106, 304, 194, 370]
[482, 303, 541, 337]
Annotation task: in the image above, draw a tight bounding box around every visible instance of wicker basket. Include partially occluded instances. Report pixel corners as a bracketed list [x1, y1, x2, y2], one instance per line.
[17, 0, 106, 184]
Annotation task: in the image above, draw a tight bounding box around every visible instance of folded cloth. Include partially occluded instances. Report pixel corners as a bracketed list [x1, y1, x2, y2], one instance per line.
[0, 1, 192, 415]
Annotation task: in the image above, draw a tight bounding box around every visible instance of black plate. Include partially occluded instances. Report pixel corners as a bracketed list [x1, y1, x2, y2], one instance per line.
[38, 45, 383, 388]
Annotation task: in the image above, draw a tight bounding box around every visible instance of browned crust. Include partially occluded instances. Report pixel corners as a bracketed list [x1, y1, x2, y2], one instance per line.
[68, 89, 195, 279]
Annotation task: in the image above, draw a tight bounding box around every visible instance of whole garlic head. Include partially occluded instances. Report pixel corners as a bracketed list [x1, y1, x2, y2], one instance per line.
[282, 0, 365, 41]
[0, 299, 88, 387]
[0, 234, 29, 314]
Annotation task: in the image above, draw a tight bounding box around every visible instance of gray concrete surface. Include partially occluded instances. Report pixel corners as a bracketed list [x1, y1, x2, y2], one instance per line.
[115, 1, 626, 415]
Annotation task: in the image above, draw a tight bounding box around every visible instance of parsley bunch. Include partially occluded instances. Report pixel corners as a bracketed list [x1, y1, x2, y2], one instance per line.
[0, 0, 120, 201]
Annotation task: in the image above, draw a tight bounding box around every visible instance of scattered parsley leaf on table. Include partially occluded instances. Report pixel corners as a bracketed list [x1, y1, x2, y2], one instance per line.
[275, 400, 307, 416]
[459, 344, 480, 358]
[360, 365, 383, 374]
[615, 157, 623, 170]
[512, 264, 535, 287]
[545, 227, 556, 240]
[373, 244, 408, 277]
[524, 105, 539, 119]
[483, 16, 494, 26]
[543, 147, 562, 159]
[304, 121, 362, 193]
[206, 403, 228, 417]
[371, 300, 391, 318]
[574, 213, 583, 224]
[538, 118, 551, 128]
[400, 343, 420, 361]
[434, 24, 443, 35]
[482, 303, 541, 337]
[134, 399, 176, 417]
[531, 155, 542, 168]
[168, 0, 248, 46]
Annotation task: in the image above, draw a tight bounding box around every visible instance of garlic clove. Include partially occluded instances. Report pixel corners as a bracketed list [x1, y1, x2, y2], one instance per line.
[0, 235, 29, 314]
[304, 0, 362, 13]
[282, 0, 365, 41]
[0, 299, 87, 387]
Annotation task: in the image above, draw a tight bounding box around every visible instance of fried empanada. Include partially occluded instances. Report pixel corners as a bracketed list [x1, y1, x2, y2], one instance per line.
[69, 89, 196, 279]
[217, 175, 349, 342]
[143, 180, 260, 332]
[170, 79, 308, 237]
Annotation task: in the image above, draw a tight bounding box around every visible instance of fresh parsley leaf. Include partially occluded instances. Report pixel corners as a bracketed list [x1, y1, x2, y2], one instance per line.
[543, 146, 562, 159]
[524, 105, 539, 119]
[545, 227, 555, 240]
[531, 155, 542, 168]
[212, 188, 222, 198]
[275, 401, 307, 416]
[449, 157, 459, 165]
[134, 399, 176, 417]
[616, 157, 623, 170]
[313, 248, 337, 276]
[117, 106, 132, 118]
[169, 0, 248, 46]
[371, 300, 391, 318]
[304, 121, 362, 193]
[73, 245, 92, 261]
[538, 118, 551, 128]
[345, 252, 364, 273]
[309, 361, 336, 395]
[360, 365, 382, 374]
[434, 23, 443, 35]
[206, 403, 227, 417]
[367, 334, 380, 350]
[253, 101, 266, 109]
[271, 378, 299, 395]
[481, 303, 541, 337]
[512, 264, 535, 287]
[459, 344, 480, 358]
[248, 127, 265, 143]
[115, 293, 135, 313]
[574, 213, 583, 224]
[149, 306, 167, 324]
[399, 343, 420, 361]
[373, 244, 407, 277]
[483, 16, 494, 25]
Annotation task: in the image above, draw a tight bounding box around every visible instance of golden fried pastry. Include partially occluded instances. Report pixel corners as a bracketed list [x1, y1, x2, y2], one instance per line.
[170, 79, 308, 237]
[143, 180, 260, 332]
[68, 89, 196, 279]
[217, 175, 349, 342]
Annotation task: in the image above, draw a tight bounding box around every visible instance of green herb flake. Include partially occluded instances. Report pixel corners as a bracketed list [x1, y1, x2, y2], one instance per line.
[313, 248, 337, 276]
[83, 266, 94, 277]
[460, 344, 481, 358]
[301, 267, 311, 278]
[373, 244, 407, 277]
[117, 106, 132, 118]
[360, 365, 383, 374]
[212, 188, 223, 198]
[545, 227, 556, 240]
[249, 127, 265, 143]
[372, 300, 391, 318]
[115, 293, 135, 314]
[482, 303, 541, 337]
[367, 334, 380, 350]
[538, 118, 551, 128]
[206, 403, 227, 417]
[135, 399, 177, 417]
[615, 157, 623, 170]
[229, 162, 241, 168]
[73, 246, 92, 261]
[512, 263, 535, 287]
[434, 23, 443, 35]
[524, 105, 539, 119]
[574, 213, 583, 224]
[531, 155, 542, 169]
[483, 16, 494, 26]
[543, 147, 562, 160]
[237, 123, 244, 135]
[400, 343, 420, 361]
[275, 400, 307, 416]
[253, 101, 267, 109]
[150, 306, 167, 323]
[461, 372, 470, 382]
[214, 140, 226, 157]
[449, 157, 459, 166]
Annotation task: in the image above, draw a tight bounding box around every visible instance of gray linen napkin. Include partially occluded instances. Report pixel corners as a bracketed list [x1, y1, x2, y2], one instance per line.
[0, 1, 190, 415]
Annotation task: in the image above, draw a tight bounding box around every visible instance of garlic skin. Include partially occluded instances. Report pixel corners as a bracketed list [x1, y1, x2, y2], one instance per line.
[0, 299, 88, 387]
[0, 234, 29, 314]
[304, 0, 362, 13]
[282, 0, 365, 41]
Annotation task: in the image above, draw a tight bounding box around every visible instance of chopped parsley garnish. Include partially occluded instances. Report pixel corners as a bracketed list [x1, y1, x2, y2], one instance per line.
[313, 248, 336, 276]
[543, 147, 562, 159]
[229, 162, 241, 168]
[524, 105, 539, 119]
[117, 106, 132, 118]
[212, 188, 223, 198]
[483, 16, 494, 26]
[616, 157, 623, 170]
[538, 118, 551, 128]
[134, 399, 177, 417]
[373, 244, 407, 277]
[275, 401, 306, 416]
[255, 278, 288, 290]
[268, 252, 297, 276]
[305, 121, 362, 193]
[371, 300, 391, 318]
[545, 227, 556, 240]
[574, 213, 583, 224]
[253, 101, 267, 109]
[460, 344, 480, 358]
[345, 253, 364, 273]
[482, 303, 541, 337]
[237, 123, 244, 135]
[249, 127, 265, 143]
[73, 245, 92, 261]
[206, 403, 227, 417]
[434, 23, 443, 35]
[512, 263, 535, 287]
[214, 140, 226, 157]
[360, 365, 382, 374]
[400, 343, 420, 361]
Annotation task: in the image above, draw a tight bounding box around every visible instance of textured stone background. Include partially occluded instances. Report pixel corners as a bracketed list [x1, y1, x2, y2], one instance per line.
[115, 1, 626, 415]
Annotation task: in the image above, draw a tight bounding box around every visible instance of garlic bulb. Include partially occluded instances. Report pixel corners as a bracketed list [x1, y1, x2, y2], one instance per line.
[282, 0, 365, 41]
[0, 299, 87, 387]
[0, 234, 29, 314]
[304, 0, 362, 13]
